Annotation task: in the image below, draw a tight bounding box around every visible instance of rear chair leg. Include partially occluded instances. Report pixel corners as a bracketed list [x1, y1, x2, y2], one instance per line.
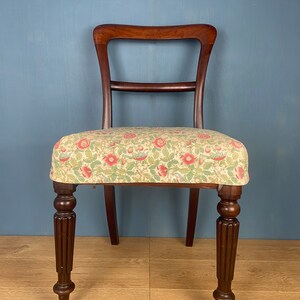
[104, 185, 119, 245]
[53, 182, 77, 300]
[213, 185, 242, 300]
[186, 188, 200, 247]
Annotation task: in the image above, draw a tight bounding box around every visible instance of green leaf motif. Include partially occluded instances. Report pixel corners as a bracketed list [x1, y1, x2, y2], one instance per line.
[126, 162, 135, 171]
[167, 159, 179, 168]
[70, 157, 79, 167]
[85, 149, 93, 160]
[150, 169, 160, 181]
[124, 175, 132, 181]
[147, 156, 155, 165]
[91, 160, 102, 169]
[76, 152, 82, 160]
[203, 162, 213, 170]
[117, 148, 123, 155]
[153, 150, 159, 159]
[226, 157, 233, 166]
[162, 147, 169, 158]
[187, 171, 194, 181]
[232, 152, 239, 160]
[179, 168, 190, 174]
[74, 169, 83, 179]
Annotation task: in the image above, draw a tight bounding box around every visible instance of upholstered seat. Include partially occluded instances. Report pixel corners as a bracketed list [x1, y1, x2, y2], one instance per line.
[51, 127, 248, 185]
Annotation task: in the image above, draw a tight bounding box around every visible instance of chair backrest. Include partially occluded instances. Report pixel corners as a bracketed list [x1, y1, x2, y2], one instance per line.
[93, 24, 217, 129]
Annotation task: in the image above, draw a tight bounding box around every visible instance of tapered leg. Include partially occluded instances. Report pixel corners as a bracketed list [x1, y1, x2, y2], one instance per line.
[104, 185, 119, 245]
[186, 188, 199, 247]
[53, 182, 77, 300]
[213, 185, 242, 300]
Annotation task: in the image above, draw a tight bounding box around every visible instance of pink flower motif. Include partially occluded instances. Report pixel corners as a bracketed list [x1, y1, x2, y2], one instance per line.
[198, 133, 211, 139]
[205, 147, 211, 153]
[199, 157, 205, 165]
[54, 140, 61, 149]
[230, 140, 243, 149]
[59, 156, 70, 162]
[235, 166, 244, 180]
[153, 137, 166, 148]
[76, 138, 90, 150]
[104, 154, 118, 166]
[80, 166, 92, 178]
[127, 147, 134, 154]
[157, 165, 168, 177]
[134, 155, 148, 161]
[123, 133, 137, 139]
[110, 142, 116, 147]
[212, 156, 226, 161]
[186, 140, 193, 146]
[181, 153, 195, 165]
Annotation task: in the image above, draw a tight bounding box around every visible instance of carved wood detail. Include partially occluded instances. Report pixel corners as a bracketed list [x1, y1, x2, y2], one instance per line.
[213, 185, 242, 300]
[53, 182, 77, 300]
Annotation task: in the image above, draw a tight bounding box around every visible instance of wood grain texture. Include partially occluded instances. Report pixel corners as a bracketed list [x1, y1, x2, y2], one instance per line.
[0, 237, 299, 299]
[104, 185, 119, 245]
[185, 188, 200, 247]
[151, 289, 300, 300]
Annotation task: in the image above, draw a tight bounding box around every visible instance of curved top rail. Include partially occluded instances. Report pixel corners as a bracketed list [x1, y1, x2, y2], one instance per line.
[94, 24, 217, 45]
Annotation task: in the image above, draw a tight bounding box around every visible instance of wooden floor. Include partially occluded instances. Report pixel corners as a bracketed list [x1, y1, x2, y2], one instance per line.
[0, 237, 299, 299]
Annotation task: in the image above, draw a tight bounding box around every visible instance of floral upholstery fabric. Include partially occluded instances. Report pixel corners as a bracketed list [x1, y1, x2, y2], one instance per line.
[50, 127, 249, 185]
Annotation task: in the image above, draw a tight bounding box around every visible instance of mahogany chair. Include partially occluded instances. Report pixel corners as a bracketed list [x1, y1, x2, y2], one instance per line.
[50, 24, 249, 300]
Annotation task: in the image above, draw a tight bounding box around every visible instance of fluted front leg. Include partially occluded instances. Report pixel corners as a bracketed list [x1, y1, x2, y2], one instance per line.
[53, 182, 77, 300]
[213, 185, 242, 300]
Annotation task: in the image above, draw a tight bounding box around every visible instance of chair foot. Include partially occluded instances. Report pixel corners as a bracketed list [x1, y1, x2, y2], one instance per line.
[213, 289, 235, 300]
[53, 282, 75, 300]
[53, 182, 77, 300]
[213, 185, 242, 300]
[185, 188, 199, 247]
[104, 185, 119, 245]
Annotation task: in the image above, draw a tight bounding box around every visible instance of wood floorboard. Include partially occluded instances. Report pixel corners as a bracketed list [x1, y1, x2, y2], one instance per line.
[0, 236, 299, 299]
[151, 289, 300, 300]
[0, 288, 150, 300]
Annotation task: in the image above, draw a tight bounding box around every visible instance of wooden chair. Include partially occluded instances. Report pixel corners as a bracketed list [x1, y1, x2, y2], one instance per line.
[50, 24, 249, 300]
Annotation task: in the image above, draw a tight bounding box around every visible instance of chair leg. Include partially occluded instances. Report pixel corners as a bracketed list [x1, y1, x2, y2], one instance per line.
[53, 182, 77, 300]
[213, 185, 242, 300]
[185, 188, 199, 247]
[104, 185, 119, 245]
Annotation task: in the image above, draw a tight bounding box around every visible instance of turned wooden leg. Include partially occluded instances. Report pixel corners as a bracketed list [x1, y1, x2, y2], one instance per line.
[53, 182, 77, 300]
[104, 185, 119, 245]
[213, 185, 242, 300]
[186, 188, 199, 247]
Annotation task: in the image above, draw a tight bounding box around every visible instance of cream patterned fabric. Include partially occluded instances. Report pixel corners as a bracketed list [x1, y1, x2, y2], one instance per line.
[50, 127, 249, 185]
